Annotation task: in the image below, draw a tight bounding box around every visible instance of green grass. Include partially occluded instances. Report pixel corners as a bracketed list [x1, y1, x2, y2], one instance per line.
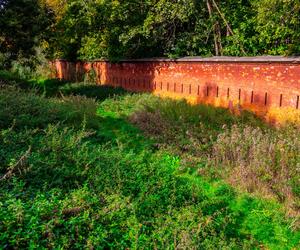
[0, 74, 299, 249]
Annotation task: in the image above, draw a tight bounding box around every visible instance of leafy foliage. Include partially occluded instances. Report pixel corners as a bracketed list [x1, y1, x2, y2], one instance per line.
[0, 0, 53, 68]
[39, 0, 300, 60]
[1, 0, 300, 62]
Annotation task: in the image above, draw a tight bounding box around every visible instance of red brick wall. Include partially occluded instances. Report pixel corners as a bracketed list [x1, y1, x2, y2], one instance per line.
[53, 57, 300, 124]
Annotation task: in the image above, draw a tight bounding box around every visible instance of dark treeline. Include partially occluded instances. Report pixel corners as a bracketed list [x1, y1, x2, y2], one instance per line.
[1, 0, 300, 65]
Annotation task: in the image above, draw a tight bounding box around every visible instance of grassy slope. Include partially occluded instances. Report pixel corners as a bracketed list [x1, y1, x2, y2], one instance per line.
[0, 76, 299, 249]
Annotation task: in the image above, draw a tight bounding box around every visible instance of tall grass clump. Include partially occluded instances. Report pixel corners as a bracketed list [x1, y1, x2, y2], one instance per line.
[213, 124, 300, 214]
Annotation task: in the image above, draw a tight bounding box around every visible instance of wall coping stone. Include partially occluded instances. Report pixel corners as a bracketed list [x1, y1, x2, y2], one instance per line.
[56, 56, 300, 64]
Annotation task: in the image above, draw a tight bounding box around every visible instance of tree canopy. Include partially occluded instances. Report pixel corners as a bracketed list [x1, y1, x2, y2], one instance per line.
[1, 0, 300, 62]
[0, 0, 53, 67]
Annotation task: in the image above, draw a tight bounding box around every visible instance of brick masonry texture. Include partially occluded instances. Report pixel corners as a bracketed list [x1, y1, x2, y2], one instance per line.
[52, 57, 300, 124]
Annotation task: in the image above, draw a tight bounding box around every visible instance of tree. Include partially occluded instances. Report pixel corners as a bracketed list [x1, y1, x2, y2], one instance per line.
[0, 0, 53, 67]
[253, 0, 300, 55]
[5, 0, 297, 62]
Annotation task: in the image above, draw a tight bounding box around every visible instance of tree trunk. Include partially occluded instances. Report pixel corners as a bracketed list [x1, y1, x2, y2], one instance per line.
[207, 0, 219, 56]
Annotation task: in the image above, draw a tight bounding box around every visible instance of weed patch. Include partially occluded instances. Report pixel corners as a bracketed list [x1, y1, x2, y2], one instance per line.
[0, 80, 299, 249]
[213, 124, 300, 214]
[123, 95, 300, 216]
[0, 86, 99, 129]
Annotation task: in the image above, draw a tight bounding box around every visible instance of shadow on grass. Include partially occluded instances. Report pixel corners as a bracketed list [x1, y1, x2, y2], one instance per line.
[0, 70, 69, 96]
[0, 70, 130, 101]
[59, 83, 128, 101]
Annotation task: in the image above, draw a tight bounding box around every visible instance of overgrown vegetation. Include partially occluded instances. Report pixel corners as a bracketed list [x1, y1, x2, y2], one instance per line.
[0, 75, 299, 248]
[128, 98, 300, 215]
[1, 0, 300, 248]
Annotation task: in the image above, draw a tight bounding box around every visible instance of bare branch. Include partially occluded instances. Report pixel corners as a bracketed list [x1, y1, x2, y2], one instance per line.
[0, 146, 31, 181]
